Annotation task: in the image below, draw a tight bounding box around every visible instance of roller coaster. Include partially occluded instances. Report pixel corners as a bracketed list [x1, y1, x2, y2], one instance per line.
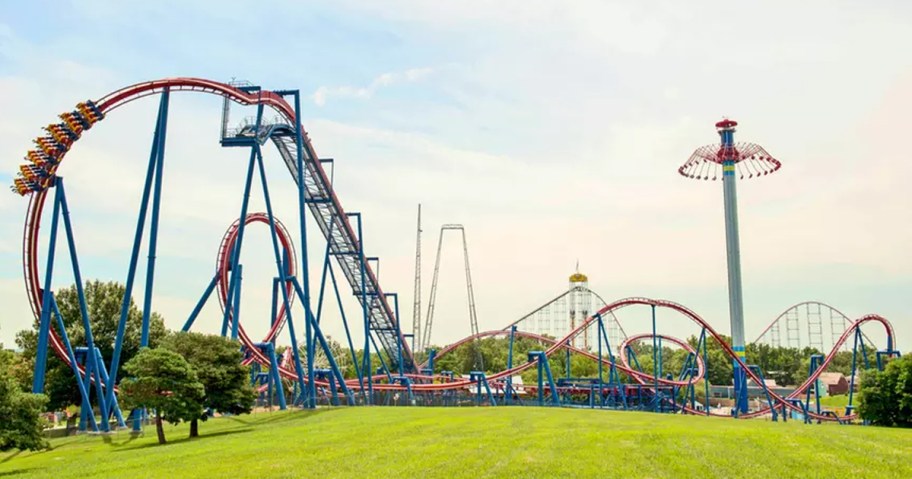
[9, 78, 902, 433]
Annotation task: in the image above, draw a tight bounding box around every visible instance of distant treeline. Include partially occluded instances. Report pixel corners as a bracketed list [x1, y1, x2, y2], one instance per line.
[420, 334, 875, 387]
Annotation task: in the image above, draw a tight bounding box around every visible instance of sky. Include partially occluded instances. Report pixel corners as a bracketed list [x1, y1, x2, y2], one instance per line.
[0, 0, 910, 354]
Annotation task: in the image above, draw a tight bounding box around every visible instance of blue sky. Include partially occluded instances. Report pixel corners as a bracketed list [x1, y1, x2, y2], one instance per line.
[1, 1, 910, 353]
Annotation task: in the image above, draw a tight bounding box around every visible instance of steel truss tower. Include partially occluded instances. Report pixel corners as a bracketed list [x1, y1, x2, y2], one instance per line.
[568, 268, 592, 350]
[412, 204, 422, 353]
[421, 224, 480, 356]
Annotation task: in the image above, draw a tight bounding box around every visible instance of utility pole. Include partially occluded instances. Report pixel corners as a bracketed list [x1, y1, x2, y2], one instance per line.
[411, 204, 422, 353]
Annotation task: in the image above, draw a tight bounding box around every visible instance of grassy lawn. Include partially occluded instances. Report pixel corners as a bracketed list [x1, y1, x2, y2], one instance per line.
[819, 394, 853, 409]
[1, 407, 910, 478]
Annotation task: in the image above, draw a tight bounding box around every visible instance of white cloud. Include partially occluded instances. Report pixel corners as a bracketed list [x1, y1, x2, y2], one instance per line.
[312, 67, 433, 106]
[0, 277, 33, 346]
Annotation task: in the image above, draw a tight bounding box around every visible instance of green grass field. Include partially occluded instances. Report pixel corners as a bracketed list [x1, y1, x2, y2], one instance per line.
[819, 394, 852, 409]
[1, 407, 910, 478]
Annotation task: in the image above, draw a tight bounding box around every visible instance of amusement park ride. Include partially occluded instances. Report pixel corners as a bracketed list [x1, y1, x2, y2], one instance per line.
[8, 78, 902, 433]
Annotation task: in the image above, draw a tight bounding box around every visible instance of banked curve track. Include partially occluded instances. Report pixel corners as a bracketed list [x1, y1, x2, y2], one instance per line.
[424, 297, 895, 422]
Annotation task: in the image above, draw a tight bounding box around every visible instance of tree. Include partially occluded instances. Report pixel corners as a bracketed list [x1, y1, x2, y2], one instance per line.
[119, 348, 204, 444]
[15, 280, 168, 409]
[426, 335, 557, 385]
[345, 349, 399, 379]
[0, 349, 32, 393]
[687, 334, 734, 386]
[0, 359, 48, 451]
[161, 332, 256, 437]
[858, 355, 912, 427]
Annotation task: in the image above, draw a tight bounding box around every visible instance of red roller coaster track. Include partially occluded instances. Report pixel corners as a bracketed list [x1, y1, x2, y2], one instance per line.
[215, 212, 296, 358]
[17, 78, 897, 422]
[419, 297, 894, 421]
[21, 78, 410, 384]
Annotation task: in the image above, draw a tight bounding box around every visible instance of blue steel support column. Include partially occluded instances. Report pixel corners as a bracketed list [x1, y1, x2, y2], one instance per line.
[141, 88, 170, 347]
[506, 325, 516, 405]
[48, 293, 98, 431]
[223, 104, 263, 340]
[291, 91, 317, 409]
[248, 124, 313, 407]
[427, 349, 436, 373]
[326, 370, 339, 406]
[369, 335, 394, 382]
[252, 113, 299, 331]
[32, 183, 63, 393]
[327, 257, 364, 391]
[91, 347, 126, 427]
[651, 305, 659, 412]
[231, 264, 244, 340]
[700, 329, 710, 416]
[107, 92, 169, 410]
[182, 275, 218, 332]
[390, 293, 404, 374]
[75, 351, 94, 431]
[315, 221, 335, 324]
[657, 337, 664, 379]
[541, 353, 560, 406]
[846, 328, 861, 415]
[271, 275, 310, 406]
[353, 213, 373, 404]
[805, 355, 824, 418]
[260, 343, 287, 410]
[597, 313, 617, 407]
[271, 276, 280, 338]
[859, 334, 871, 370]
[283, 277, 354, 405]
[719, 123, 749, 415]
[56, 180, 111, 423]
[597, 314, 603, 405]
[306, 311, 354, 405]
[220, 303, 230, 337]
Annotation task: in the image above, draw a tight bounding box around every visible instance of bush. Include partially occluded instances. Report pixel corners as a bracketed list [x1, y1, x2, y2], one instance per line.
[0, 364, 49, 451]
[858, 355, 912, 427]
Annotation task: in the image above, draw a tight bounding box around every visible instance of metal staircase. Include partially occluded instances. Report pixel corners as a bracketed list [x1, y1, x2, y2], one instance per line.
[269, 131, 415, 373]
[218, 87, 415, 373]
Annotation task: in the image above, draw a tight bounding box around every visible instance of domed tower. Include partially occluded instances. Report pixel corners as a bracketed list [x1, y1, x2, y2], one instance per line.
[568, 266, 592, 350]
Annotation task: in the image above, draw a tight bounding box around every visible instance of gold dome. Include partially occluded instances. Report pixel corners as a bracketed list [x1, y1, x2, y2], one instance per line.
[569, 272, 588, 283]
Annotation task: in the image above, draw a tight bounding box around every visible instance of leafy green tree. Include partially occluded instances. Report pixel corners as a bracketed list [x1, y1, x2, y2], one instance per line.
[461, 341, 484, 373]
[345, 349, 398, 379]
[570, 353, 598, 378]
[743, 342, 876, 388]
[0, 360, 48, 451]
[858, 355, 912, 427]
[745, 343, 808, 386]
[161, 332, 256, 437]
[119, 348, 204, 444]
[687, 334, 734, 386]
[15, 280, 168, 409]
[0, 349, 32, 393]
[428, 335, 558, 385]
